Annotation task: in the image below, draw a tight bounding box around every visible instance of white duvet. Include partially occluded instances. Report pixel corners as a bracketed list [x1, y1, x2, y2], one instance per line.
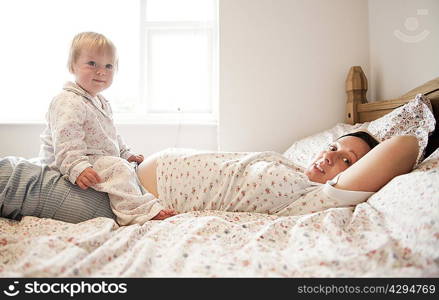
[0, 150, 438, 277]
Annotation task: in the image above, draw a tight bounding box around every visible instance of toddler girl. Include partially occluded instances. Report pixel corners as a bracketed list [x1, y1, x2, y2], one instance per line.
[39, 32, 176, 225]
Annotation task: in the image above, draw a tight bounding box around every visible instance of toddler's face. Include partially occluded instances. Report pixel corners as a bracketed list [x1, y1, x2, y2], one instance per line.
[72, 47, 115, 97]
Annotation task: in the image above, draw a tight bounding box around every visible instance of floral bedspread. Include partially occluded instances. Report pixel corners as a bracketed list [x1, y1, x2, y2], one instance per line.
[0, 151, 438, 277]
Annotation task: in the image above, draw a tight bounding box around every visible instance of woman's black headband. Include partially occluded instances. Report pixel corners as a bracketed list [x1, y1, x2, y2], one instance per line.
[338, 131, 380, 150]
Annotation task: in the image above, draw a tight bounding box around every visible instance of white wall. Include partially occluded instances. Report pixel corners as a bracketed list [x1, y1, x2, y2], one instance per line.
[368, 0, 439, 101]
[1, 0, 370, 158]
[0, 0, 375, 157]
[3, 1, 436, 158]
[218, 0, 370, 152]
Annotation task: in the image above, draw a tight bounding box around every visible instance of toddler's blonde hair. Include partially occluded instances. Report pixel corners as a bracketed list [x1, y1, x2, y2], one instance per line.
[67, 32, 118, 73]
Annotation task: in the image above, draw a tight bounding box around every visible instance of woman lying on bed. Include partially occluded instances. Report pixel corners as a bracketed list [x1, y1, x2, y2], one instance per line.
[0, 132, 419, 223]
[137, 133, 419, 220]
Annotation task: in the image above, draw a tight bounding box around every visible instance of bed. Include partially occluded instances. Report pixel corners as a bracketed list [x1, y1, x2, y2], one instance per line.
[0, 66, 438, 277]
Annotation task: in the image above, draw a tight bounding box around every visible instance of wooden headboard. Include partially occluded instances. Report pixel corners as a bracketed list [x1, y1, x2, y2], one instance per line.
[345, 66, 439, 156]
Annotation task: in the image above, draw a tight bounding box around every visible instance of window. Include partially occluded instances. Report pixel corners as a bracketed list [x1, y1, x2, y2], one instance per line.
[140, 0, 218, 123]
[0, 0, 218, 124]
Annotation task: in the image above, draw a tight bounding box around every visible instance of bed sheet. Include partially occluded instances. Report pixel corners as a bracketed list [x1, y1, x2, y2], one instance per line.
[0, 151, 438, 277]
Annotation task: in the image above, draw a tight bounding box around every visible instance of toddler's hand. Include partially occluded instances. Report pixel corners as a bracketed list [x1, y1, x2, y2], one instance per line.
[151, 209, 178, 220]
[128, 154, 144, 164]
[76, 167, 101, 190]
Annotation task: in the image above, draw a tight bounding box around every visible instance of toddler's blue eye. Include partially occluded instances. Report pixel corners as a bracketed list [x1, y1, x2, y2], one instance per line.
[87, 61, 97, 67]
[105, 64, 113, 70]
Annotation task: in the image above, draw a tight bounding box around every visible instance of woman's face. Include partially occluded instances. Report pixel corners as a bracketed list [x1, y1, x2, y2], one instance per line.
[305, 136, 372, 184]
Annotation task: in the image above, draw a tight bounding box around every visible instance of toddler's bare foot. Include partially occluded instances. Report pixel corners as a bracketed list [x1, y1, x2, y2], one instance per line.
[152, 209, 178, 220]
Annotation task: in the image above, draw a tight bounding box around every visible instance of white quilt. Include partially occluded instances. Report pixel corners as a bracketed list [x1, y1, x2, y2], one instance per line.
[0, 150, 438, 277]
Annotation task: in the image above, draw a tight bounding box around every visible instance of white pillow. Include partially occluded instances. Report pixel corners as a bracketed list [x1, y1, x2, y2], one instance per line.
[366, 94, 435, 165]
[413, 147, 439, 172]
[365, 147, 439, 256]
[283, 94, 436, 169]
[283, 123, 363, 169]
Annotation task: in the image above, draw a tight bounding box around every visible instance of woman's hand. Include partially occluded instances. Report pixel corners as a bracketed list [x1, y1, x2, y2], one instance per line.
[128, 154, 144, 164]
[152, 209, 178, 220]
[76, 167, 101, 190]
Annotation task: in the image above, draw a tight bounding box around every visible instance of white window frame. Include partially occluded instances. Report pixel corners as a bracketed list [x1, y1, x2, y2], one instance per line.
[135, 0, 219, 124]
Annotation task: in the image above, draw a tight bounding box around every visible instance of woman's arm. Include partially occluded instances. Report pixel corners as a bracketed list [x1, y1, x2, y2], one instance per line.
[335, 135, 419, 192]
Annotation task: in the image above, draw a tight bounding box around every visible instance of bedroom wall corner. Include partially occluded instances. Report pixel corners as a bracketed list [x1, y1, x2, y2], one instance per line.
[368, 0, 439, 101]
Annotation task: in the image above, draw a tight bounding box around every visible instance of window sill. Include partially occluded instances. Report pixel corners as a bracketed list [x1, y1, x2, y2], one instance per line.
[117, 120, 217, 126]
[113, 113, 218, 126]
[0, 119, 218, 126]
[0, 119, 46, 125]
[0, 112, 218, 126]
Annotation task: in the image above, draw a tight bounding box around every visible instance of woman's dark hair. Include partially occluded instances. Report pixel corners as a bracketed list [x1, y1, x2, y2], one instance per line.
[337, 131, 380, 150]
